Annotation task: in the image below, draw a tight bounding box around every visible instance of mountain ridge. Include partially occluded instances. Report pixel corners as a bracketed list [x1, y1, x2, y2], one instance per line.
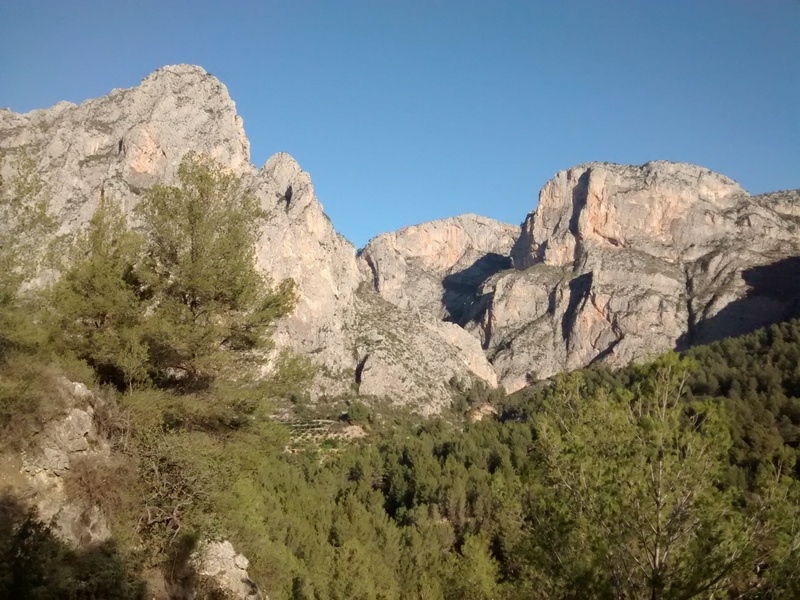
[2, 64, 798, 407]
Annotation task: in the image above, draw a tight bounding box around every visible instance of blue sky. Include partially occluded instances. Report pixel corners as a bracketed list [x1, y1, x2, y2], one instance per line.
[1, 1, 798, 248]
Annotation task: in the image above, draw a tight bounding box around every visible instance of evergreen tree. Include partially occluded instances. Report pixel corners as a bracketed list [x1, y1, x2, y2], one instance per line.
[135, 153, 295, 387]
[53, 194, 148, 388]
[528, 354, 797, 598]
[0, 150, 57, 351]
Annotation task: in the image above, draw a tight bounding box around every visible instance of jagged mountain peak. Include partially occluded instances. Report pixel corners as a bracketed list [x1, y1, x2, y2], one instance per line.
[141, 63, 212, 80]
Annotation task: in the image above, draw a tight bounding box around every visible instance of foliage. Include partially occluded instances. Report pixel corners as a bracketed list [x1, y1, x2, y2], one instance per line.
[51, 194, 148, 388]
[528, 355, 776, 598]
[52, 153, 296, 390]
[135, 153, 294, 387]
[0, 150, 58, 353]
[0, 493, 146, 599]
[2, 149, 800, 597]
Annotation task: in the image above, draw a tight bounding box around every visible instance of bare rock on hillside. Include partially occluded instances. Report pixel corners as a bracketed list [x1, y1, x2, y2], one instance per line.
[247, 153, 363, 382]
[352, 284, 497, 414]
[17, 378, 111, 547]
[181, 540, 263, 600]
[510, 161, 746, 269]
[0, 64, 249, 231]
[480, 162, 800, 392]
[359, 214, 517, 321]
[0, 65, 499, 411]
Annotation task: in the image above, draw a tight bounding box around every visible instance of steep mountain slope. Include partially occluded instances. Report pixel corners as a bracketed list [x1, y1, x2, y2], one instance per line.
[359, 214, 517, 322]
[0, 65, 493, 410]
[372, 162, 799, 392]
[2, 65, 798, 405]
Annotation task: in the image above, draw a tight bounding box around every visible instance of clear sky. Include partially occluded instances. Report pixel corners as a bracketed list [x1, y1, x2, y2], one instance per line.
[1, 1, 798, 248]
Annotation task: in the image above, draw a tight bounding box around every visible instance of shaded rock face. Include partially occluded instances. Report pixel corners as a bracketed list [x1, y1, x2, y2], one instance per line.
[356, 214, 519, 395]
[352, 284, 498, 413]
[479, 162, 800, 392]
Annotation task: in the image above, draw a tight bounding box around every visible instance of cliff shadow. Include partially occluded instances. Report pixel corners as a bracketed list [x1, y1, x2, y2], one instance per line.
[677, 256, 800, 349]
[442, 253, 512, 326]
[562, 272, 593, 346]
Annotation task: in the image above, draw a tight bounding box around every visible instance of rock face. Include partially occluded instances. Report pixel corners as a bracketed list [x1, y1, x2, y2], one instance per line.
[179, 540, 263, 600]
[247, 152, 363, 387]
[477, 162, 800, 391]
[0, 65, 249, 231]
[0, 65, 496, 410]
[359, 214, 517, 321]
[356, 214, 518, 396]
[15, 378, 112, 547]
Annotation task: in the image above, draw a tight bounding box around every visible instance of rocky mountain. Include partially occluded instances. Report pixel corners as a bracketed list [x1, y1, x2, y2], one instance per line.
[2, 65, 798, 406]
[363, 161, 800, 393]
[0, 65, 491, 412]
[485, 162, 800, 391]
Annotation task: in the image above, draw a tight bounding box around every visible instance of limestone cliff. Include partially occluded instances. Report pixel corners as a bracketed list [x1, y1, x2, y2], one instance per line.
[3, 66, 798, 407]
[0, 65, 493, 410]
[482, 162, 800, 391]
[359, 214, 517, 322]
[358, 161, 799, 394]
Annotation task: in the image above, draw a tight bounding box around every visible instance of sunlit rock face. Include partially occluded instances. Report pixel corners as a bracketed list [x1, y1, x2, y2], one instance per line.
[0, 65, 250, 230]
[477, 162, 800, 392]
[511, 161, 746, 269]
[359, 214, 518, 320]
[4, 66, 799, 408]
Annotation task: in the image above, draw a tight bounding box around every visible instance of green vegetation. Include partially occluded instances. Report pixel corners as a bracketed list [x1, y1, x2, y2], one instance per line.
[1, 152, 799, 598]
[135, 153, 295, 388]
[0, 150, 57, 353]
[52, 152, 296, 391]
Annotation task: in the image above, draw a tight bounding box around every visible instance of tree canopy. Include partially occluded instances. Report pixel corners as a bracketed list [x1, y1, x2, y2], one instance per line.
[54, 152, 295, 390]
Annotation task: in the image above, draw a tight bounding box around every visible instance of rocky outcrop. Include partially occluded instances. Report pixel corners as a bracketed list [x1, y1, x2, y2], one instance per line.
[0, 65, 498, 410]
[352, 284, 497, 413]
[478, 162, 800, 391]
[4, 66, 798, 408]
[8, 378, 112, 547]
[176, 540, 264, 600]
[359, 214, 517, 321]
[0, 65, 249, 231]
[247, 152, 363, 389]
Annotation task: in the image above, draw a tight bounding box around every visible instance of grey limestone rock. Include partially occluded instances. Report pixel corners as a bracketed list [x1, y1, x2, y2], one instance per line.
[0, 64, 250, 232]
[20, 378, 112, 547]
[483, 161, 800, 391]
[352, 284, 497, 414]
[184, 540, 264, 600]
[360, 213, 518, 321]
[5, 66, 798, 410]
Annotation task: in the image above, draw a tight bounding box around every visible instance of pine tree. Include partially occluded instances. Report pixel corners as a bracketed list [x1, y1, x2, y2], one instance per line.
[135, 153, 294, 387]
[53, 193, 147, 388]
[529, 354, 796, 598]
[0, 150, 58, 352]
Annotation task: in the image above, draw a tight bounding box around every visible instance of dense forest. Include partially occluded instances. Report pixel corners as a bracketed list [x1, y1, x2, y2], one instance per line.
[0, 153, 798, 599]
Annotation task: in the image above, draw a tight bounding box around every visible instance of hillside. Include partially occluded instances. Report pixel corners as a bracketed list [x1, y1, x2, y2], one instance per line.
[0, 65, 798, 598]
